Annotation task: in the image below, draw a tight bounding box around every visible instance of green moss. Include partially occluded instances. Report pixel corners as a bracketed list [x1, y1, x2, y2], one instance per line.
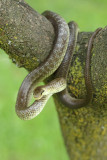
[95, 83, 107, 104]
[9, 53, 39, 71]
[54, 29, 107, 160]
[68, 57, 86, 97]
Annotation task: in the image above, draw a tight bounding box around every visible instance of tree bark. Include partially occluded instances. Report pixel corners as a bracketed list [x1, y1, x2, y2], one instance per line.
[0, 1, 107, 160]
[0, 0, 54, 71]
[54, 30, 107, 160]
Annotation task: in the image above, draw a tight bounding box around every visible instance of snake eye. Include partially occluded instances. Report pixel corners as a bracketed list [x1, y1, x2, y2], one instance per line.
[41, 89, 45, 95]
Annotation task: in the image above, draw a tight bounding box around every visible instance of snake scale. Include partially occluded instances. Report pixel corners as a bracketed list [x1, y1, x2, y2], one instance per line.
[15, 10, 102, 120]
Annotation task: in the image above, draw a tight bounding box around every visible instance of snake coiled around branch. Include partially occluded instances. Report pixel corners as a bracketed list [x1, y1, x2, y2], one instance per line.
[15, 10, 102, 120]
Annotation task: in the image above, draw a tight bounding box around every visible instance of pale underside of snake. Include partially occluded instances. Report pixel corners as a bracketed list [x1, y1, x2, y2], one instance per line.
[15, 10, 102, 120]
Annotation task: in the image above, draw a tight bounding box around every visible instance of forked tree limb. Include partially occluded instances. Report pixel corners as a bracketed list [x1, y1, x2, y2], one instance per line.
[0, 1, 107, 160]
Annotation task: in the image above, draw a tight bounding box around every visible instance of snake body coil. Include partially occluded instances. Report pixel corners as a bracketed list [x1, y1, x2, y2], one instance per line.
[15, 11, 69, 120]
[55, 27, 102, 108]
[15, 10, 102, 120]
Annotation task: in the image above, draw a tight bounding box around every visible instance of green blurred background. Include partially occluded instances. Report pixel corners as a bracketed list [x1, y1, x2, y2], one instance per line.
[0, 0, 107, 160]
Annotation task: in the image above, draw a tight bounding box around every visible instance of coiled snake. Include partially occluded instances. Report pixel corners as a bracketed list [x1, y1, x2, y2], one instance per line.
[15, 11, 102, 120]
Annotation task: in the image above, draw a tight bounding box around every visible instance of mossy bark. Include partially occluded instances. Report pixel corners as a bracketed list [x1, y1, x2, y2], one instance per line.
[0, 1, 107, 160]
[54, 30, 107, 160]
[0, 0, 54, 71]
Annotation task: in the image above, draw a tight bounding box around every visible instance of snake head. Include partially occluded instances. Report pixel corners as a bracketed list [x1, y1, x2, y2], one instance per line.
[33, 86, 45, 100]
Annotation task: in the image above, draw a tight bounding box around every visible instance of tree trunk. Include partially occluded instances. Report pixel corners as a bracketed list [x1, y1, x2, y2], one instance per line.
[0, 1, 107, 160]
[54, 30, 107, 160]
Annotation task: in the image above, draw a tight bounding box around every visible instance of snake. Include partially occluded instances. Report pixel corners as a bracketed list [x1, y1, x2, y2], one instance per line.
[15, 10, 69, 120]
[55, 27, 102, 108]
[33, 24, 102, 109]
[15, 10, 102, 120]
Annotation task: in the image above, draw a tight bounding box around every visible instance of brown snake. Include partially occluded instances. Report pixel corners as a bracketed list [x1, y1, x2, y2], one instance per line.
[15, 10, 102, 120]
[15, 11, 69, 120]
[55, 26, 102, 108]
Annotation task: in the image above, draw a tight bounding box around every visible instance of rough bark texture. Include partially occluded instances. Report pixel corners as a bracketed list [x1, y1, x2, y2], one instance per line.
[0, 0, 54, 71]
[54, 30, 107, 160]
[0, 1, 107, 160]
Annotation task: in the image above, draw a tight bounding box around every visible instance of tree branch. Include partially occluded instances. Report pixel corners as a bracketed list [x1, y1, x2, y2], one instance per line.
[0, 0, 54, 71]
[0, 0, 107, 159]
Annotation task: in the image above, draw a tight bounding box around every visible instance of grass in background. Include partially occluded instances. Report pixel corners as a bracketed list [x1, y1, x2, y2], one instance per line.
[0, 0, 107, 160]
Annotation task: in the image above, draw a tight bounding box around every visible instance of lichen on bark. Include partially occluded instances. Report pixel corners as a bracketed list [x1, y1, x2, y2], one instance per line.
[0, 0, 54, 71]
[54, 27, 107, 160]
